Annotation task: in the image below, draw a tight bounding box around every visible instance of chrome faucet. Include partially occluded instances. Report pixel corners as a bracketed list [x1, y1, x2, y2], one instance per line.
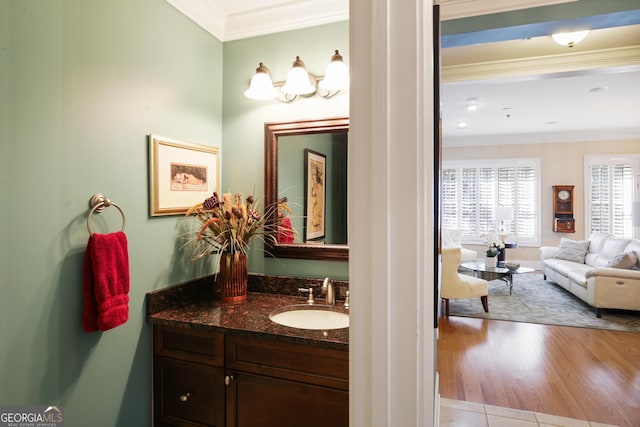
[322, 277, 335, 305]
[298, 287, 315, 305]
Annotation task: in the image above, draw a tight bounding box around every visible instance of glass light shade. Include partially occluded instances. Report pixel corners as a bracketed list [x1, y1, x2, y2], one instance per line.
[244, 63, 277, 100]
[552, 30, 589, 47]
[319, 50, 349, 91]
[281, 56, 316, 95]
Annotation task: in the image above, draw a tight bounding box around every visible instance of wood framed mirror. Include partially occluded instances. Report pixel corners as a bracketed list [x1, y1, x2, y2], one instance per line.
[264, 117, 349, 261]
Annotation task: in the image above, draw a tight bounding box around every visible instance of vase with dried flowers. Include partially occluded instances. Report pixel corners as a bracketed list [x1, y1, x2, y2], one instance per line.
[185, 191, 276, 302]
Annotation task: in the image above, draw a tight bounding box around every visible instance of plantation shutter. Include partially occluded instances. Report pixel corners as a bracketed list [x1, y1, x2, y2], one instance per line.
[589, 162, 633, 238]
[516, 166, 537, 241]
[460, 168, 477, 236]
[590, 164, 610, 233]
[441, 168, 458, 230]
[478, 168, 496, 235]
[441, 159, 540, 245]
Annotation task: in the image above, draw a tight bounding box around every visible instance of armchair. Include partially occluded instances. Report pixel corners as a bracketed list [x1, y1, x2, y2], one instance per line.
[441, 228, 477, 263]
[441, 247, 489, 316]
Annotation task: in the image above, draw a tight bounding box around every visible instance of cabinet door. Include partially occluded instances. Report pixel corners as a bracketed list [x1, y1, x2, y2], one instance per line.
[226, 371, 348, 427]
[154, 357, 225, 427]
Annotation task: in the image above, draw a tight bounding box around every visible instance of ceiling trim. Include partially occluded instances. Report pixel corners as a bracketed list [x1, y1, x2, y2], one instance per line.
[442, 45, 640, 83]
[166, 0, 227, 41]
[436, 0, 578, 21]
[168, 0, 579, 42]
[444, 127, 640, 147]
[166, 0, 348, 42]
[224, 2, 349, 41]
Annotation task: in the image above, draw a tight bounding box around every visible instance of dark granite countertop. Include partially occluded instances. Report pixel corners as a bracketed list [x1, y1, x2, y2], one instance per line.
[146, 277, 349, 351]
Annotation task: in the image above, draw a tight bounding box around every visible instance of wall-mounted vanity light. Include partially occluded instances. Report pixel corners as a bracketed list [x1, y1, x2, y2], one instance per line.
[244, 50, 349, 103]
[319, 50, 350, 93]
[244, 63, 278, 100]
[281, 56, 316, 97]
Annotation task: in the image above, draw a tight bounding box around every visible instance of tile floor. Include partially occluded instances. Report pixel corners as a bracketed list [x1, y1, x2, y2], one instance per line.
[440, 398, 620, 427]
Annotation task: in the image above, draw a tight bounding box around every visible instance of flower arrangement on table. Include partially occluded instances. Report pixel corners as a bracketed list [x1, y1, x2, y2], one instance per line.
[482, 230, 505, 257]
[184, 191, 277, 302]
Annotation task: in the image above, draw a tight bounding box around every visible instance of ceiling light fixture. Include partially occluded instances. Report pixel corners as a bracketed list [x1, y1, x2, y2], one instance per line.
[551, 30, 589, 48]
[466, 98, 479, 112]
[456, 122, 468, 129]
[245, 50, 349, 103]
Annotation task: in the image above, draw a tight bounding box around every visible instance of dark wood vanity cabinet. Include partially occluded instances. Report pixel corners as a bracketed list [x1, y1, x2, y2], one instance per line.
[153, 326, 226, 427]
[153, 325, 348, 427]
[225, 335, 349, 427]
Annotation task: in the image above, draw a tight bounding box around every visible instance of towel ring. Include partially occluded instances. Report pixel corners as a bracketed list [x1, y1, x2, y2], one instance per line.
[87, 193, 126, 235]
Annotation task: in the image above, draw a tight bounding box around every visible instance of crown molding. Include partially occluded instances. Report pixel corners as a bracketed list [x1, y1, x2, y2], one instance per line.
[166, 0, 227, 41]
[168, 0, 575, 41]
[166, 0, 348, 42]
[444, 127, 640, 147]
[224, 1, 348, 41]
[436, 0, 578, 21]
[442, 45, 640, 83]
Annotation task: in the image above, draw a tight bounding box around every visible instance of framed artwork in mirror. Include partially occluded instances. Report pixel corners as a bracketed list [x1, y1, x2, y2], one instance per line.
[304, 149, 326, 241]
[148, 134, 220, 216]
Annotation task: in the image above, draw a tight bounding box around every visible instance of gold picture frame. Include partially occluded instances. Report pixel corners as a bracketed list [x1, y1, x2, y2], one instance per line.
[149, 134, 220, 216]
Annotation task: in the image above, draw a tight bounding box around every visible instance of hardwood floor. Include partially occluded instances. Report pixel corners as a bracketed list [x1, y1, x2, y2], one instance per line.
[437, 316, 640, 427]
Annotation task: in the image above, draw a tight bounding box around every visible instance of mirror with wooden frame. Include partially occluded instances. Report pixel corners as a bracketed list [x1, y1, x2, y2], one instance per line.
[264, 117, 349, 261]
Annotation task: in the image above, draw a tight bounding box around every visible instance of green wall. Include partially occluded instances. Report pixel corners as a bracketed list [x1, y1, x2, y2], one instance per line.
[1, 3, 348, 423]
[222, 22, 350, 279]
[1, 0, 223, 425]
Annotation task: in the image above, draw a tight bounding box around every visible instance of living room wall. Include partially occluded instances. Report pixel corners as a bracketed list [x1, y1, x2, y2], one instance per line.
[443, 138, 639, 263]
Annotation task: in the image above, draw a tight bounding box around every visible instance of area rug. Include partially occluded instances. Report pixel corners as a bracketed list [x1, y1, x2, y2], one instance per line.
[449, 272, 640, 333]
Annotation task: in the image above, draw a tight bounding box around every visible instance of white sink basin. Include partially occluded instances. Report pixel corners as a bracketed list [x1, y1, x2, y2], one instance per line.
[269, 305, 349, 330]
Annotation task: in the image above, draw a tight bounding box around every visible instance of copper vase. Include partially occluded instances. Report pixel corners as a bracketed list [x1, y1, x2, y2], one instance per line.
[219, 252, 248, 302]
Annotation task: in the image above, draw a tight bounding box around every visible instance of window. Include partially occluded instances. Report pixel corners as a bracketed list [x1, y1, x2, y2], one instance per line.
[586, 155, 639, 239]
[442, 158, 541, 245]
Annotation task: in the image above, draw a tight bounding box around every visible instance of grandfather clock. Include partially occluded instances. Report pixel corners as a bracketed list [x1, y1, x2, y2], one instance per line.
[553, 185, 575, 233]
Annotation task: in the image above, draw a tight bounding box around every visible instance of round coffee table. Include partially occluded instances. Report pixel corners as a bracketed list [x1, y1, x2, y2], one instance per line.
[460, 261, 534, 295]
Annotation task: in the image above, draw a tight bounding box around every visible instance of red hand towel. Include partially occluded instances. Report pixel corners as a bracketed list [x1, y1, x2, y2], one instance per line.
[278, 217, 294, 243]
[82, 231, 130, 332]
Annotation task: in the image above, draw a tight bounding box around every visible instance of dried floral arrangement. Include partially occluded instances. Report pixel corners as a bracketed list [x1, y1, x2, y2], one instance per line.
[185, 192, 277, 260]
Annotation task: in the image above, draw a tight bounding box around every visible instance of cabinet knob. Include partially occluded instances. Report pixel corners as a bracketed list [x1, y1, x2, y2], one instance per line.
[179, 392, 190, 402]
[225, 375, 234, 386]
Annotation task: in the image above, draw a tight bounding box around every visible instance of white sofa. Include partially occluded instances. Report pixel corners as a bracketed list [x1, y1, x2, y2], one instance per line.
[442, 229, 477, 263]
[540, 232, 640, 317]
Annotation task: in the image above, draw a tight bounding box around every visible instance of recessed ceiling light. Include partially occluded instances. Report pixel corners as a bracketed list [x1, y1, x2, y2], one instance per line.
[456, 122, 468, 129]
[589, 86, 610, 93]
[466, 98, 479, 111]
[545, 121, 558, 125]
